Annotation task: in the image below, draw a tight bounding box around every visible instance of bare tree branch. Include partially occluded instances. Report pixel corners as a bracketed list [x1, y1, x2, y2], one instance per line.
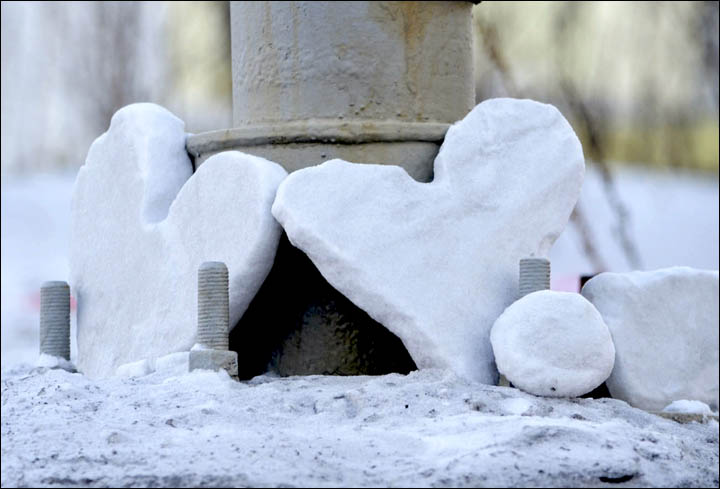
[475, 12, 610, 273]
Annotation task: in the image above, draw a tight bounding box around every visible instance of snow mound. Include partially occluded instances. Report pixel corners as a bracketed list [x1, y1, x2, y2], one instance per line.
[491, 290, 615, 397]
[664, 400, 715, 415]
[272, 98, 585, 384]
[70, 104, 287, 378]
[1, 365, 717, 487]
[582, 267, 719, 411]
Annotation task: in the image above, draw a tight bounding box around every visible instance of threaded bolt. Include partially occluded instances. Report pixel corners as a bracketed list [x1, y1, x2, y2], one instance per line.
[197, 261, 229, 350]
[519, 257, 551, 298]
[40, 281, 71, 360]
[498, 257, 551, 387]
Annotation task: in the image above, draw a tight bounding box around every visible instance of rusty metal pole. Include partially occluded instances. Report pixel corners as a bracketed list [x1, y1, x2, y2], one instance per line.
[188, 1, 474, 182]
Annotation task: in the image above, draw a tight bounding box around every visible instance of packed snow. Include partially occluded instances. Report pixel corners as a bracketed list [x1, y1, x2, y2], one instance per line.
[70, 104, 287, 378]
[273, 99, 585, 385]
[582, 267, 719, 411]
[490, 290, 615, 397]
[1, 364, 718, 487]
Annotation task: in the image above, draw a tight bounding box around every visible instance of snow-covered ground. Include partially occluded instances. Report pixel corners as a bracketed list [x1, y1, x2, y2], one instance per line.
[1, 365, 718, 487]
[1, 165, 718, 486]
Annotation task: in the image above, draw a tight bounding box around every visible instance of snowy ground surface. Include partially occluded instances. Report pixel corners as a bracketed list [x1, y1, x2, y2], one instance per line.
[1, 364, 718, 488]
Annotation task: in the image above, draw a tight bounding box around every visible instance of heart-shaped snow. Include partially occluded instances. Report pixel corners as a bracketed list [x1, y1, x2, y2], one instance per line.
[272, 98, 585, 384]
[70, 104, 287, 378]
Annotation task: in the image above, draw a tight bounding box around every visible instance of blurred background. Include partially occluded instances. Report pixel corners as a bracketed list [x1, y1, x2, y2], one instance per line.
[2, 1, 718, 368]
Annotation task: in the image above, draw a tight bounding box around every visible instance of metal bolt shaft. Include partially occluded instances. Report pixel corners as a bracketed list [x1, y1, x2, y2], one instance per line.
[197, 261, 229, 350]
[519, 257, 551, 298]
[499, 257, 553, 386]
[40, 281, 71, 360]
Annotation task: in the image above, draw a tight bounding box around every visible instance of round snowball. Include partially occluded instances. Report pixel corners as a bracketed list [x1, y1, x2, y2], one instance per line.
[490, 290, 615, 397]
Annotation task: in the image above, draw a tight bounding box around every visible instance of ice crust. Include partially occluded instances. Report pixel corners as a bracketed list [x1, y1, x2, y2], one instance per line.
[272, 98, 585, 384]
[490, 290, 615, 397]
[70, 104, 287, 378]
[582, 267, 719, 411]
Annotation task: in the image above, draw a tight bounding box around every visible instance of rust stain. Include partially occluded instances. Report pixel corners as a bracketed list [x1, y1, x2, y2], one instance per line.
[290, 1, 301, 117]
[369, 2, 434, 121]
[398, 2, 434, 121]
[254, 2, 275, 118]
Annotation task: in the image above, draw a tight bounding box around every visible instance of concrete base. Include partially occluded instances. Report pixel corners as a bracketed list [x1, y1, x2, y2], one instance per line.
[189, 349, 239, 378]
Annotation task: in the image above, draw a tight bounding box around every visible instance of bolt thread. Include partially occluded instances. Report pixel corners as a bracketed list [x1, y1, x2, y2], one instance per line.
[197, 262, 229, 350]
[40, 281, 71, 359]
[519, 258, 550, 298]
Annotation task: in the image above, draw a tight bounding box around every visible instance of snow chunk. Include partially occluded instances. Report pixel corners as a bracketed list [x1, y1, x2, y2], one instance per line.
[663, 400, 714, 415]
[582, 267, 719, 411]
[491, 291, 615, 397]
[116, 358, 154, 378]
[154, 351, 189, 374]
[116, 352, 191, 378]
[272, 98, 585, 384]
[501, 397, 533, 415]
[70, 104, 287, 378]
[36, 353, 75, 371]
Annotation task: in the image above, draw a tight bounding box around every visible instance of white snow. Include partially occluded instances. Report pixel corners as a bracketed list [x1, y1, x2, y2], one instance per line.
[115, 358, 155, 378]
[490, 290, 615, 397]
[272, 98, 585, 385]
[582, 267, 719, 411]
[664, 400, 715, 416]
[36, 353, 75, 371]
[1, 364, 717, 487]
[154, 351, 191, 375]
[116, 351, 190, 378]
[70, 103, 287, 378]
